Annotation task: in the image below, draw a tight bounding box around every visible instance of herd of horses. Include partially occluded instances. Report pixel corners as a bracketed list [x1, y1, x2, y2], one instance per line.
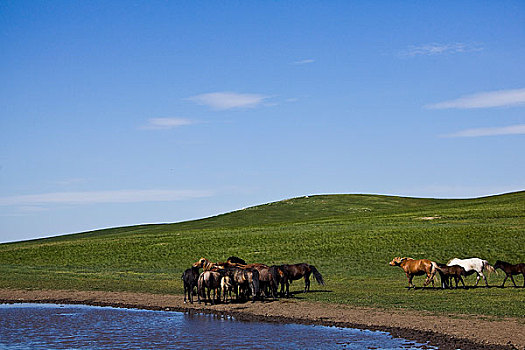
[181, 256, 325, 304]
[389, 257, 525, 289]
[182, 256, 523, 304]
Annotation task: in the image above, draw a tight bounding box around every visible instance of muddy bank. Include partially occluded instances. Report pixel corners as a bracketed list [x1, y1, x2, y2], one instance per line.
[0, 288, 523, 350]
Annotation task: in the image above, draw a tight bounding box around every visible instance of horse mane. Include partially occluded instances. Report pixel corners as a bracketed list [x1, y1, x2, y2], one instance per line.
[227, 256, 247, 265]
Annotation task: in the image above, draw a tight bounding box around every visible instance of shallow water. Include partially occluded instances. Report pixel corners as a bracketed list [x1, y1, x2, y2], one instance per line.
[0, 303, 436, 349]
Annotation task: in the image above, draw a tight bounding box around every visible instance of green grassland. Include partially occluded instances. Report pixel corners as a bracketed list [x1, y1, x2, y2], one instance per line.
[1, 191, 524, 318]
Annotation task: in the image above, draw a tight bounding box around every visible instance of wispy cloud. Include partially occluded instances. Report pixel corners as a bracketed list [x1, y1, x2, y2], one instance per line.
[53, 178, 87, 186]
[426, 88, 525, 109]
[401, 42, 483, 57]
[0, 189, 214, 206]
[443, 124, 525, 138]
[187, 92, 268, 110]
[141, 118, 194, 130]
[292, 59, 315, 65]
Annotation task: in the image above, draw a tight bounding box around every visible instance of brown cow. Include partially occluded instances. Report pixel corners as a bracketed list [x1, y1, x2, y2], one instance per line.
[389, 257, 437, 289]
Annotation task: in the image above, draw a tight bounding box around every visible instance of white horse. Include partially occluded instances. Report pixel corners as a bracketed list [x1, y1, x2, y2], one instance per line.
[447, 257, 495, 287]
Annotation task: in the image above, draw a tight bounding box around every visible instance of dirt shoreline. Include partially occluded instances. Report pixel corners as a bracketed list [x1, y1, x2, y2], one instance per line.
[1, 288, 523, 350]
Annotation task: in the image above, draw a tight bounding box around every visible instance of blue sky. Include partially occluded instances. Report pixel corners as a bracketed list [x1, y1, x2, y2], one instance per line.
[1, 1, 524, 243]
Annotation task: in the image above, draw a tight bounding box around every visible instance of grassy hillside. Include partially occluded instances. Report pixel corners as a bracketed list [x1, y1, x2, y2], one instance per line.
[1, 191, 524, 317]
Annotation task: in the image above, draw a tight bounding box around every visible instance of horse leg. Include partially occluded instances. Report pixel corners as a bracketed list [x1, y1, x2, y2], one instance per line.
[510, 275, 518, 287]
[183, 285, 187, 303]
[501, 275, 508, 287]
[423, 272, 432, 287]
[407, 274, 414, 289]
[250, 281, 257, 303]
[481, 272, 489, 287]
[304, 276, 311, 292]
[474, 273, 481, 287]
[427, 270, 436, 288]
[423, 276, 428, 287]
[234, 285, 239, 301]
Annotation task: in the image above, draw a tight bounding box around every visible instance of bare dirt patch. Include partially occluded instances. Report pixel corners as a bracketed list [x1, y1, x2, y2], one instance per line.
[1, 288, 523, 349]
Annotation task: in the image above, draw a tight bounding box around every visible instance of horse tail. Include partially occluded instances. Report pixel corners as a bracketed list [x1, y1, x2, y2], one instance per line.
[309, 265, 325, 285]
[433, 264, 447, 288]
[269, 266, 280, 288]
[430, 261, 439, 283]
[197, 273, 206, 298]
[251, 269, 260, 296]
[483, 260, 495, 276]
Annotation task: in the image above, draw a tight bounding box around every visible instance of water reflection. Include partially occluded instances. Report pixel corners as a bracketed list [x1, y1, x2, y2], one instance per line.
[0, 303, 436, 349]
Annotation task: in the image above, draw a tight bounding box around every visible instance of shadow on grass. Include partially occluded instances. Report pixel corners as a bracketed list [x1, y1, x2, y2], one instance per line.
[405, 285, 506, 291]
[282, 289, 333, 299]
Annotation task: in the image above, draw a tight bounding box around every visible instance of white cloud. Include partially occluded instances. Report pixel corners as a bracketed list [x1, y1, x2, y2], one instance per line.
[187, 92, 268, 110]
[426, 88, 525, 109]
[0, 189, 214, 206]
[443, 124, 525, 138]
[293, 59, 315, 65]
[53, 178, 87, 186]
[141, 118, 194, 130]
[401, 42, 483, 57]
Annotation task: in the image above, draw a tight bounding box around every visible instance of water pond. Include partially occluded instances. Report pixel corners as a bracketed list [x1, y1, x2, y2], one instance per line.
[0, 303, 437, 349]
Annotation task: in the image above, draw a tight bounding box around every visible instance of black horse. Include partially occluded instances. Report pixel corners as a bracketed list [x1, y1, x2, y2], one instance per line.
[494, 260, 525, 287]
[181, 266, 200, 303]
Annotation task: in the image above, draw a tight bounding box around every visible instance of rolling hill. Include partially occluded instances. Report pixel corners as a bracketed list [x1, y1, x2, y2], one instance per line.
[1, 191, 524, 317]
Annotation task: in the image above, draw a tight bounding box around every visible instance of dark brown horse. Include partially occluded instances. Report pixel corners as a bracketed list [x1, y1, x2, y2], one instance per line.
[181, 266, 200, 303]
[245, 263, 277, 299]
[269, 265, 287, 297]
[494, 260, 525, 288]
[279, 263, 324, 296]
[435, 263, 466, 289]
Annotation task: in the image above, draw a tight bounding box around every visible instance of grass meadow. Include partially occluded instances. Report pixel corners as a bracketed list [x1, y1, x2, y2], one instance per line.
[1, 191, 524, 318]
